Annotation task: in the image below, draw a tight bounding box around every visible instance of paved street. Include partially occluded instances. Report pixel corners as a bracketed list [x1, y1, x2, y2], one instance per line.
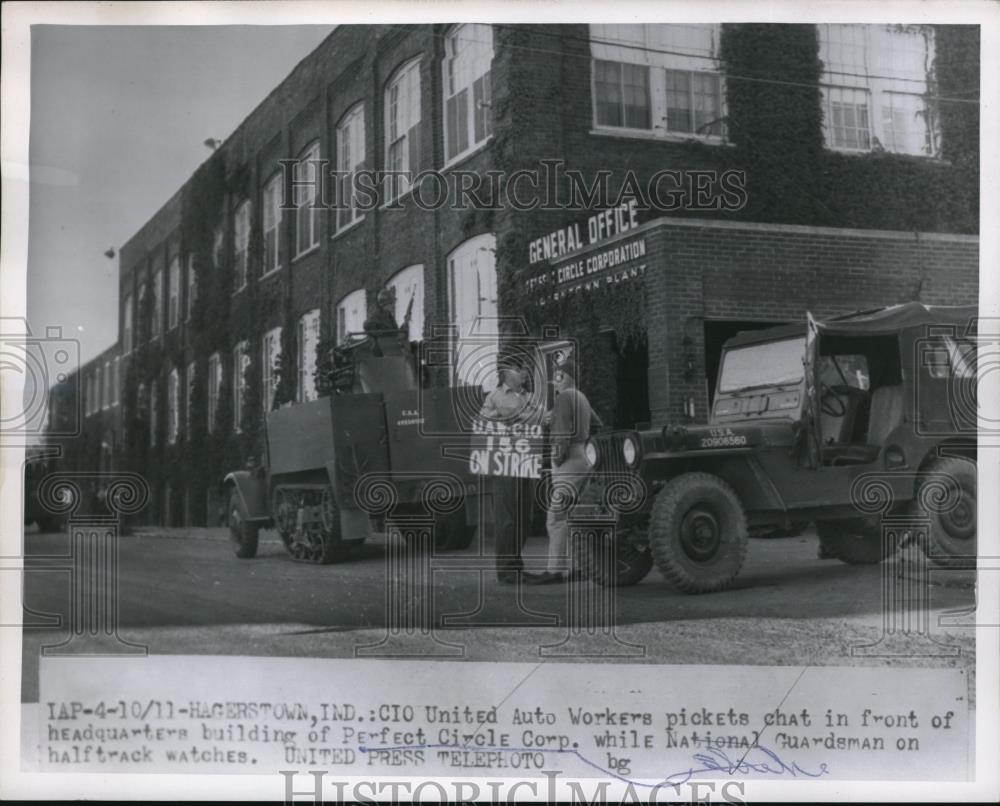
[20, 525, 975, 701]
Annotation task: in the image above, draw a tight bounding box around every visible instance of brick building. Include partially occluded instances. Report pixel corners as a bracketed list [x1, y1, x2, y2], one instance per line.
[51, 23, 979, 525]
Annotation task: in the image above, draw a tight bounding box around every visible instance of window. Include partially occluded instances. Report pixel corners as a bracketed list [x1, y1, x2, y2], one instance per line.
[137, 282, 147, 343]
[262, 175, 282, 274]
[818, 24, 937, 156]
[112, 357, 120, 406]
[385, 59, 421, 198]
[103, 361, 111, 410]
[590, 24, 725, 139]
[213, 225, 225, 269]
[448, 233, 498, 392]
[151, 269, 163, 338]
[95, 365, 103, 412]
[294, 142, 321, 255]
[167, 368, 180, 444]
[168, 257, 180, 329]
[385, 264, 424, 343]
[186, 255, 197, 320]
[150, 379, 158, 447]
[123, 293, 133, 353]
[443, 24, 493, 162]
[234, 201, 251, 290]
[336, 289, 367, 344]
[207, 352, 222, 433]
[261, 327, 283, 413]
[335, 105, 365, 231]
[185, 361, 196, 434]
[293, 310, 320, 403]
[84, 375, 91, 417]
[232, 341, 249, 433]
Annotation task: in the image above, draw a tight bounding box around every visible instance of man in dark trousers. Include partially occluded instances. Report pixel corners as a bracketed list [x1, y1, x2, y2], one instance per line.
[479, 360, 541, 583]
[526, 367, 601, 584]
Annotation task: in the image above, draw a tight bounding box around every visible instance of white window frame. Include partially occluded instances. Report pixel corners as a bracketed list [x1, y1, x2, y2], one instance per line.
[442, 24, 494, 165]
[103, 361, 111, 410]
[186, 255, 197, 321]
[168, 256, 180, 330]
[233, 200, 251, 290]
[123, 293, 133, 353]
[294, 142, 321, 257]
[384, 58, 422, 200]
[151, 269, 163, 339]
[185, 360, 196, 434]
[336, 289, 367, 345]
[590, 24, 726, 142]
[212, 225, 225, 269]
[261, 327, 283, 413]
[262, 176, 282, 276]
[167, 367, 180, 445]
[150, 379, 158, 447]
[385, 264, 424, 344]
[448, 233, 498, 392]
[335, 104, 366, 233]
[297, 309, 321, 403]
[818, 24, 938, 157]
[232, 341, 249, 433]
[137, 282, 147, 343]
[207, 352, 222, 433]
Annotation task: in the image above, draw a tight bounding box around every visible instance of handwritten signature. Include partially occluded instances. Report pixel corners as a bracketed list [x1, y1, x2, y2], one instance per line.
[662, 743, 830, 786]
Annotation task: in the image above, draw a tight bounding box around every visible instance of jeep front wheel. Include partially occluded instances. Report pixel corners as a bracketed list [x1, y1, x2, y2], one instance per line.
[649, 473, 748, 594]
[815, 518, 893, 564]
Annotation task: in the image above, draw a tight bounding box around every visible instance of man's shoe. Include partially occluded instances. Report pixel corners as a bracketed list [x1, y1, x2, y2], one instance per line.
[524, 571, 565, 585]
[497, 572, 520, 584]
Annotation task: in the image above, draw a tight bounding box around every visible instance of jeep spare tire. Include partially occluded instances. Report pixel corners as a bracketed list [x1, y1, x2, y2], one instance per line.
[649, 473, 748, 594]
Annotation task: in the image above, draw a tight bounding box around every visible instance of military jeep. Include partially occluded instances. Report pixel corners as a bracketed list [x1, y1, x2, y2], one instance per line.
[580, 303, 978, 593]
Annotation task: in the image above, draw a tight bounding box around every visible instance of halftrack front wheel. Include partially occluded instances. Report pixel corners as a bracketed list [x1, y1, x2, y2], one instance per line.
[815, 518, 894, 564]
[916, 456, 977, 569]
[649, 473, 748, 594]
[228, 488, 259, 559]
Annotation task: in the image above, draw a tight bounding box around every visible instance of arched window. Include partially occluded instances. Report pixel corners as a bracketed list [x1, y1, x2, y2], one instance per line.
[443, 24, 493, 163]
[385, 265, 424, 344]
[297, 309, 321, 402]
[262, 327, 283, 413]
[167, 368, 180, 444]
[336, 288, 367, 344]
[448, 233, 498, 391]
[385, 58, 421, 199]
[207, 352, 222, 433]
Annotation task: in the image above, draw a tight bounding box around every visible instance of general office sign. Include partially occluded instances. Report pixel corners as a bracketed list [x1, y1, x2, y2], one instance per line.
[525, 200, 648, 305]
[527, 200, 641, 265]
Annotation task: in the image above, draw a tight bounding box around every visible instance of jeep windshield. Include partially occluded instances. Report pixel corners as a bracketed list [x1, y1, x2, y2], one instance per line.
[718, 336, 806, 393]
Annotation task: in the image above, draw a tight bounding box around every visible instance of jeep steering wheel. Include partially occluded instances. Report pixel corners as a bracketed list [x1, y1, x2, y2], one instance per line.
[819, 383, 847, 417]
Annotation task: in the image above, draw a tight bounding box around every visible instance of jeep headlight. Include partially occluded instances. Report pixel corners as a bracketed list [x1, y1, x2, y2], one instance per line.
[584, 439, 599, 468]
[622, 435, 638, 466]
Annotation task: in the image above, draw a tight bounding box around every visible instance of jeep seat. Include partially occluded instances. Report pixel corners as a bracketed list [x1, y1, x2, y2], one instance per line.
[822, 383, 904, 466]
